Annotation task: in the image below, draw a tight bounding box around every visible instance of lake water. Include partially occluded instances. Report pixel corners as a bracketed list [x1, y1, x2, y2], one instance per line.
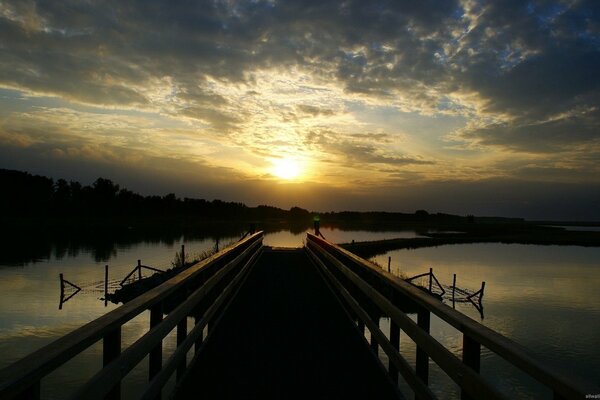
[0, 228, 598, 398]
[371, 244, 600, 399]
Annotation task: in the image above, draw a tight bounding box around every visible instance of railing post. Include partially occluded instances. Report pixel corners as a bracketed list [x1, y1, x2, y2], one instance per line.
[461, 334, 481, 400]
[416, 307, 430, 390]
[370, 317, 379, 355]
[176, 317, 187, 381]
[149, 304, 163, 383]
[357, 320, 365, 335]
[194, 312, 203, 354]
[387, 256, 391, 273]
[137, 260, 142, 281]
[389, 320, 400, 385]
[103, 327, 121, 400]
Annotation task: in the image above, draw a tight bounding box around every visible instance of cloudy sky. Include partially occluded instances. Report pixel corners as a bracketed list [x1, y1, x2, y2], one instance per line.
[1, 0, 599, 219]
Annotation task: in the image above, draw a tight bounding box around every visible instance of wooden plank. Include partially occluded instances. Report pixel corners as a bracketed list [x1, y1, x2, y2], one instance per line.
[308, 240, 506, 400]
[461, 334, 481, 400]
[103, 327, 121, 400]
[389, 320, 400, 385]
[176, 318, 187, 382]
[307, 233, 598, 399]
[149, 304, 163, 382]
[416, 308, 430, 388]
[0, 232, 263, 399]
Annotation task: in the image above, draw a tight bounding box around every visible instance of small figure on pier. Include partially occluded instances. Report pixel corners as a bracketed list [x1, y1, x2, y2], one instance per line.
[313, 214, 321, 236]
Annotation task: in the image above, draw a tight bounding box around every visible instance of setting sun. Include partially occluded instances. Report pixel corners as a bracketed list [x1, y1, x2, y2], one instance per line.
[271, 158, 302, 180]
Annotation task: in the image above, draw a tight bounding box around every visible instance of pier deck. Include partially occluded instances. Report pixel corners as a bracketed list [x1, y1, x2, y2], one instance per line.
[176, 247, 399, 399]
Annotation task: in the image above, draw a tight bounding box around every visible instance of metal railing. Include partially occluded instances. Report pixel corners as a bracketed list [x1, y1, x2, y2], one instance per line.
[306, 232, 597, 400]
[0, 231, 264, 400]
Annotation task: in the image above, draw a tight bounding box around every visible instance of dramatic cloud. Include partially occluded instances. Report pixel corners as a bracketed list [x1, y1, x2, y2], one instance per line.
[0, 0, 599, 218]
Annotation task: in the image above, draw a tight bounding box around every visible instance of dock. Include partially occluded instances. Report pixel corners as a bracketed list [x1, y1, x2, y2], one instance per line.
[0, 232, 597, 400]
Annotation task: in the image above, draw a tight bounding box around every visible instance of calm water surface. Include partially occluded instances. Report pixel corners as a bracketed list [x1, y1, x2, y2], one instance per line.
[0, 229, 598, 398]
[372, 244, 600, 399]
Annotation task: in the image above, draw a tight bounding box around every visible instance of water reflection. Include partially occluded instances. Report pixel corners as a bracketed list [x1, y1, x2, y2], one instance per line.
[1, 230, 598, 399]
[372, 243, 600, 398]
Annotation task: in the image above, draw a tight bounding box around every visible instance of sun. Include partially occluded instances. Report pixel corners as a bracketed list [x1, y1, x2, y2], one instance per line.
[271, 157, 302, 180]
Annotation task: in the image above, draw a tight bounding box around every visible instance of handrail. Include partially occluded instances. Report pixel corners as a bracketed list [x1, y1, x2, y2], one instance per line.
[307, 233, 598, 399]
[72, 240, 263, 399]
[0, 231, 264, 399]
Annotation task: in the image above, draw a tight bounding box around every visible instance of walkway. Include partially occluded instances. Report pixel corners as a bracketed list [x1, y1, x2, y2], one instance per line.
[175, 247, 399, 399]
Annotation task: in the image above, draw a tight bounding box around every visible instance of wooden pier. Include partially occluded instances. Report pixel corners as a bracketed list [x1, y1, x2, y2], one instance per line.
[0, 232, 597, 399]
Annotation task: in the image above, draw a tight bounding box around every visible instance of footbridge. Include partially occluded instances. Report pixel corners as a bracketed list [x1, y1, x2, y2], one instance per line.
[0, 232, 596, 399]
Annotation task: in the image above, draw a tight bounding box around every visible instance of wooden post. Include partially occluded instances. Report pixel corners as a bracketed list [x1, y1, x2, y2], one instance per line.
[480, 281, 486, 301]
[461, 334, 481, 400]
[104, 265, 109, 307]
[389, 320, 400, 385]
[370, 317, 379, 355]
[59, 273, 65, 310]
[137, 260, 142, 281]
[428, 268, 433, 293]
[357, 320, 365, 335]
[176, 318, 187, 381]
[59, 273, 65, 297]
[181, 245, 185, 268]
[103, 327, 121, 400]
[416, 308, 430, 389]
[194, 313, 203, 354]
[452, 273, 456, 308]
[149, 304, 163, 383]
[387, 256, 391, 273]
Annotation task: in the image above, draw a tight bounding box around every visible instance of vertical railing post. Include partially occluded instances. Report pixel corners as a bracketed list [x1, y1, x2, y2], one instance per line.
[149, 304, 163, 384]
[176, 317, 187, 381]
[387, 256, 391, 273]
[103, 326, 122, 400]
[461, 334, 481, 400]
[194, 312, 203, 354]
[416, 307, 430, 391]
[137, 260, 142, 281]
[389, 320, 400, 385]
[357, 320, 365, 335]
[370, 317, 379, 355]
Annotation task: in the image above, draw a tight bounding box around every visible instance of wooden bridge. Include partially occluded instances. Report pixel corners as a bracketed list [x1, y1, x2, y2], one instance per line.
[0, 232, 596, 399]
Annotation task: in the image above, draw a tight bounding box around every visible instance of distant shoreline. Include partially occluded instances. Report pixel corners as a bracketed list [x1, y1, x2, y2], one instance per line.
[339, 227, 600, 258]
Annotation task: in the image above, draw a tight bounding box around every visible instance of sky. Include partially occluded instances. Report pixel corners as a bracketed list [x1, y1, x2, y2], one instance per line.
[1, 0, 600, 220]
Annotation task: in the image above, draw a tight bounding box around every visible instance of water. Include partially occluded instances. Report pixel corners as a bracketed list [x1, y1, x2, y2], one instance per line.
[371, 243, 600, 399]
[0, 228, 598, 398]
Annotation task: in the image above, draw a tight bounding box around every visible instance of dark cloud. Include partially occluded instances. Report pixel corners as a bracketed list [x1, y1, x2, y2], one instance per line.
[1, 0, 600, 218]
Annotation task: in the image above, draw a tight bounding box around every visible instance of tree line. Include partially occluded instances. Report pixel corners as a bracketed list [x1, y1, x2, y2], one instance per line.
[0, 169, 311, 221]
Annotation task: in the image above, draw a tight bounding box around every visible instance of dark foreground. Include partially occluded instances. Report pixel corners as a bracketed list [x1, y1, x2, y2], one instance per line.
[175, 247, 399, 400]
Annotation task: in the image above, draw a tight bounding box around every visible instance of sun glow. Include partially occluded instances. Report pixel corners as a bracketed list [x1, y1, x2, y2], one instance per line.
[271, 157, 302, 180]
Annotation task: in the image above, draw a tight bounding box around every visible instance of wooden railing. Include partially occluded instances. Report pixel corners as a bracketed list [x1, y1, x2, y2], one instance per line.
[306, 232, 597, 400]
[0, 231, 264, 400]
